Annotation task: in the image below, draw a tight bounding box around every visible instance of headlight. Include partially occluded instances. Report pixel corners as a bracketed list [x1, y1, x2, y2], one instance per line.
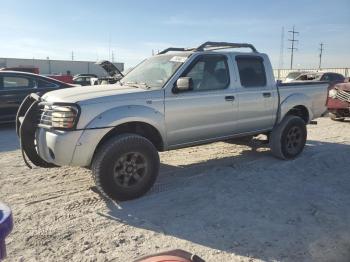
[328, 89, 338, 99]
[40, 104, 79, 129]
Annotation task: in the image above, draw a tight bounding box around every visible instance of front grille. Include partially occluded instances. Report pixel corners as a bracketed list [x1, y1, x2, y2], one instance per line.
[36, 104, 53, 128]
[336, 89, 350, 103]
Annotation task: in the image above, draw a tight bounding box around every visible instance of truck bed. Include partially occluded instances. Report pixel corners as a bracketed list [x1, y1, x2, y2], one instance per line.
[278, 81, 329, 120]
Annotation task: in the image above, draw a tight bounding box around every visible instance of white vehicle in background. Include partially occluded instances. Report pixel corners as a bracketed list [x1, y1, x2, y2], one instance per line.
[285, 71, 345, 83]
[17, 41, 329, 201]
[91, 60, 125, 85]
[284, 71, 309, 83]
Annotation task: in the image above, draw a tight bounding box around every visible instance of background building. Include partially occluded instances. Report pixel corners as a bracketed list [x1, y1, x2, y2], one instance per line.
[0, 57, 124, 76]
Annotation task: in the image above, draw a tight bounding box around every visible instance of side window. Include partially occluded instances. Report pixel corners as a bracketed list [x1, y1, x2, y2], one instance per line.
[332, 74, 344, 82]
[183, 55, 230, 91]
[321, 74, 331, 81]
[3, 76, 34, 90]
[37, 79, 59, 88]
[236, 57, 267, 87]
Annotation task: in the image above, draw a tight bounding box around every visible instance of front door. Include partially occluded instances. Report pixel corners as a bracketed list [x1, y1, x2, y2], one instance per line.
[165, 54, 238, 147]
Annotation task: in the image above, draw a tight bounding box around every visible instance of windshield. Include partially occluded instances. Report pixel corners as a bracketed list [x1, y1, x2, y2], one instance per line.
[121, 54, 189, 89]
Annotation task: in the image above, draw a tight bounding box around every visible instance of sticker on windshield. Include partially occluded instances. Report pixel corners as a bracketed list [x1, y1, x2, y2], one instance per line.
[170, 56, 187, 63]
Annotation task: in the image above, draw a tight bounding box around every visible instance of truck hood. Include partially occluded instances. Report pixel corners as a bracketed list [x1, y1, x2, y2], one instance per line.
[42, 84, 145, 104]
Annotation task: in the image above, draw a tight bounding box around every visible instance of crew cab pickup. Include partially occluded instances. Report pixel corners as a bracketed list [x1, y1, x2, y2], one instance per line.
[17, 42, 329, 201]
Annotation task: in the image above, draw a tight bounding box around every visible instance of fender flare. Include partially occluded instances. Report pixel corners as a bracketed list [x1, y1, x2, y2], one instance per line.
[84, 105, 166, 144]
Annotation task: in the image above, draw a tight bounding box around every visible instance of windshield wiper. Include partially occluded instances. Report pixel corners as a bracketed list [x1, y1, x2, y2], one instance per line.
[124, 81, 150, 89]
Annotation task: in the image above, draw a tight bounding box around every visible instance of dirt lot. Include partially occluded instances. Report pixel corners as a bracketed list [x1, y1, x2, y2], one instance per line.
[1, 117, 350, 262]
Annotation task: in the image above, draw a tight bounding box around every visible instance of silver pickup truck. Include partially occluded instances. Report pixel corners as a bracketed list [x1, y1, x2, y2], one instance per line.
[17, 42, 329, 201]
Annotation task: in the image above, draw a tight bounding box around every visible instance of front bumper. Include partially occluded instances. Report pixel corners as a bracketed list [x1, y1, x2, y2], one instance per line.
[36, 127, 112, 167]
[36, 128, 83, 166]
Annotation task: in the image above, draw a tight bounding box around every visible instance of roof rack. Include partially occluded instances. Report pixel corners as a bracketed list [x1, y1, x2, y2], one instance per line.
[158, 41, 258, 55]
[158, 47, 195, 55]
[195, 41, 258, 52]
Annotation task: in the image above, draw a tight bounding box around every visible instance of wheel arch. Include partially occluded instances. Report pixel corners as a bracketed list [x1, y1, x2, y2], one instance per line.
[279, 93, 312, 123]
[285, 105, 309, 123]
[93, 121, 165, 157]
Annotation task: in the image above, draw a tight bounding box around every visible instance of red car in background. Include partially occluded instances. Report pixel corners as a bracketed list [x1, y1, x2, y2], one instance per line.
[327, 80, 350, 121]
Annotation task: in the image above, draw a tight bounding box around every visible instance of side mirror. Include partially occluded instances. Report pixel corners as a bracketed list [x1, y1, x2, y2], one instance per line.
[174, 77, 192, 93]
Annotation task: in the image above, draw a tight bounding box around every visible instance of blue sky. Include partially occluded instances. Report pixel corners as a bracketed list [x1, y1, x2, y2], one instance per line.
[0, 0, 349, 68]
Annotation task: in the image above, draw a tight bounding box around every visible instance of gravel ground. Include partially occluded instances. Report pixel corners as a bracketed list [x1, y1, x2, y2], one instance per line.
[0, 117, 350, 262]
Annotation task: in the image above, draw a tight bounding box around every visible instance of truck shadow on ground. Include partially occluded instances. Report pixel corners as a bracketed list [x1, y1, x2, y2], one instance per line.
[102, 140, 350, 262]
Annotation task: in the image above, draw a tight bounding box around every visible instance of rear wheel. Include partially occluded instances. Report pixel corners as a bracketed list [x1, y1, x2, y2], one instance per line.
[270, 115, 307, 160]
[92, 134, 160, 201]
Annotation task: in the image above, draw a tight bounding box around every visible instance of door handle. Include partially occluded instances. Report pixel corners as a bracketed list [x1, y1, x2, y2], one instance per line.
[225, 95, 235, 101]
[263, 92, 271, 98]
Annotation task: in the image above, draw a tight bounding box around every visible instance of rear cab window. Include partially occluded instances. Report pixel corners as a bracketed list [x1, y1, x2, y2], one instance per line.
[236, 56, 267, 87]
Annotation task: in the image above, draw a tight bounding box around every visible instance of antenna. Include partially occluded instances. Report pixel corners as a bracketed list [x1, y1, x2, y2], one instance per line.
[318, 43, 324, 69]
[278, 26, 285, 69]
[288, 26, 299, 69]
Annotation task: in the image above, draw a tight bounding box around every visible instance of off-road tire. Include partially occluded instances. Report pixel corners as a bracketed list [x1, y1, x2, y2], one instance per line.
[329, 112, 345, 122]
[270, 115, 307, 160]
[91, 133, 160, 201]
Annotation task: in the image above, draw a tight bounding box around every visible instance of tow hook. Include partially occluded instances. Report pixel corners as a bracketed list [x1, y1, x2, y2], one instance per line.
[310, 120, 318, 125]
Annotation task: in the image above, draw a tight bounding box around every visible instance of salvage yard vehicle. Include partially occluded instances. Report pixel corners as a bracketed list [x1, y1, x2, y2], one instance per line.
[327, 81, 350, 121]
[288, 71, 345, 83]
[0, 71, 74, 124]
[17, 41, 329, 201]
[73, 74, 97, 86]
[91, 60, 124, 85]
[284, 71, 309, 82]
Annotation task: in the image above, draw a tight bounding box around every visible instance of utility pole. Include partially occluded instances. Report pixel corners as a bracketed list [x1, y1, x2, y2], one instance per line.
[278, 26, 285, 70]
[277, 27, 285, 80]
[111, 51, 115, 62]
[288, 26, 299, 69]
[318, 43, 324, 69]
[71, 51, 74, 61]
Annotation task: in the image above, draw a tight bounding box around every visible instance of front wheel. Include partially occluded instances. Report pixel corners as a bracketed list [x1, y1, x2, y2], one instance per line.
[270, 115, 307, 160]
[92, 134, 160, 201]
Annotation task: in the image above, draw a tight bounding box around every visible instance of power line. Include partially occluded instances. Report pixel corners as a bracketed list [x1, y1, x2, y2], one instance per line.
[319, 43, 324, 69]
[288, 25, 299, 69]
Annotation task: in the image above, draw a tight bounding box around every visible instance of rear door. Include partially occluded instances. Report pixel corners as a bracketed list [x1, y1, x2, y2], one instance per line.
[0, 74, 36, 122]
[233, 55, 276, 133]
